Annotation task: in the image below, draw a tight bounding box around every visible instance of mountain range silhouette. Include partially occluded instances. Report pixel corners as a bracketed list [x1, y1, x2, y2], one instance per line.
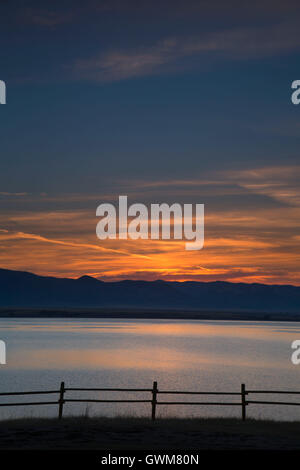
[0, 268, 300, 313]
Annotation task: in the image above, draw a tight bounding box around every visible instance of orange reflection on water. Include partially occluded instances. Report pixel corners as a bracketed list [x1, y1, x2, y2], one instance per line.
[4, 319, 289, 341]
[8, 344, 287, 371]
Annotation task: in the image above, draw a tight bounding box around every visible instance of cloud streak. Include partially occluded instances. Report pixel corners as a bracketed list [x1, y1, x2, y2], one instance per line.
[0, 229, 150, 260]
[72, 22, 300, 82]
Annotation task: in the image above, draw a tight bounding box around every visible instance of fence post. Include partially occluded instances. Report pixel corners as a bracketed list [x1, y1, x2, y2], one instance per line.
[241, 383, 247, 421]
[151, 381, 158, 421]
[58, 381, 65, 420]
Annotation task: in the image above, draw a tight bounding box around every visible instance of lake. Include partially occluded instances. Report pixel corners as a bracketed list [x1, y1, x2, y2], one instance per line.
[0, 318, 300, 421]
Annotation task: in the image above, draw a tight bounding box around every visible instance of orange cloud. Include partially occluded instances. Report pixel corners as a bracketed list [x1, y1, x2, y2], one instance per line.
[0, 165, 299, 285]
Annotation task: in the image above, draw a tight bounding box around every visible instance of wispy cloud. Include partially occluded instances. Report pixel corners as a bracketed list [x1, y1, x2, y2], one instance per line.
[127, 165, 300, 207]
[72, 22, 300, 82]
[228, 165, 300, 207]
[73, 38, 178, 81]
[0, 192, 28, 197]
[0, 229, 150, 260]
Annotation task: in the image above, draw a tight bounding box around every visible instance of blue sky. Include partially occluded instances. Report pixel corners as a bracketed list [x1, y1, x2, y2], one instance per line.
[1, 1, 300, 192]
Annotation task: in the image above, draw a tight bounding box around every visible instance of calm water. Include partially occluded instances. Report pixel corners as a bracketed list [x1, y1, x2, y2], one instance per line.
[0, 318, 300, 421]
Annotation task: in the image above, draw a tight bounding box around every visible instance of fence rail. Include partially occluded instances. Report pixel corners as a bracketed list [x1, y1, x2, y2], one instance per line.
[1, 381, 300, 420]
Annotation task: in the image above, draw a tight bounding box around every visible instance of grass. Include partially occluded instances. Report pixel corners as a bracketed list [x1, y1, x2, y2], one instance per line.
[0, 415, 300, 449]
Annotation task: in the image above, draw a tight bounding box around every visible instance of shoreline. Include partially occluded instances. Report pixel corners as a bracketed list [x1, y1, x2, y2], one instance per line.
[0, 308, 300, 321]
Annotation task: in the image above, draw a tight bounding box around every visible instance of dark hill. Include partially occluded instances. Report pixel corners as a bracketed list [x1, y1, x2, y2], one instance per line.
[0, 268, 300, 313]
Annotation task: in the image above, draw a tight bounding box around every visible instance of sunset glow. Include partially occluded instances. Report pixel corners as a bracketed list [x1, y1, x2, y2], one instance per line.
[1, 165, 299, 285]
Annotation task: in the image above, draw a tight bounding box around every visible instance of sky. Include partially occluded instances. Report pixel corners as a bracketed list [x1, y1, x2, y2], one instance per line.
[0, 0, 300, 284]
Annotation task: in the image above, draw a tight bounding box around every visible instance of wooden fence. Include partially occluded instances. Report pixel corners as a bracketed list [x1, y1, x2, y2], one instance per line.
[1, 382, 300, 421]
